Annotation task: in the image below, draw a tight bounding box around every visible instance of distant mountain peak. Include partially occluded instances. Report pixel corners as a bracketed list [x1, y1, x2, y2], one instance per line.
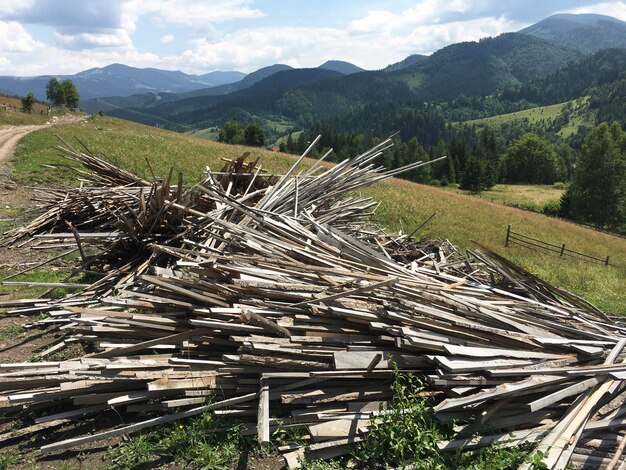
[519, 13, 626, 54]
[318, 60, 365, 75]
[0, 63, 247, 102]
[540, 13, 624, 25]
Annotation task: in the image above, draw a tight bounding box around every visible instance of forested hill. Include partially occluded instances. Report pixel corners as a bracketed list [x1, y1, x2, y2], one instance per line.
[502, 48, 626, 105]
[88, 32, 580, 131]
[389, 33, 580, 100]
[519, 13, 626, 54]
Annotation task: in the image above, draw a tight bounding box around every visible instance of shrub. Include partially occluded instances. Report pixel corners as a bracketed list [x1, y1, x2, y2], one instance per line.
[542, 200, 561, 216]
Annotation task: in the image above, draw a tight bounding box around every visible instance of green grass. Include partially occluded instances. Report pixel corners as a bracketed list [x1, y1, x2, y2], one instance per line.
[0, 325, 24, 340]
[274, 130, 303, 147]
[461, 97, 595, 138]
[264, 115, 294, 134]
[0, 452, 18, 470]
[13, 115, 301, 185]
[185, 126, 220, 141]
[0, 269, 79, 301]
[444, 183, 564, 211]
[110, 412, 250, 469]
[306, 371, 532, 469]
[464, 101, 568, 126]
[11, 115, 626, 313]
[366, 180, 626, 313]
[0, 94, 74, 126]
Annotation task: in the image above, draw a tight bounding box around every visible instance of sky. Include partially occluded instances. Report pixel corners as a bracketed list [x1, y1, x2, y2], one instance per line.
[0, 0, 625, 76]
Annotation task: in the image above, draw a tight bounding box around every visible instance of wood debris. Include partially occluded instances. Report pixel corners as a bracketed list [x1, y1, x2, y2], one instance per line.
[1, 137, 625, 469]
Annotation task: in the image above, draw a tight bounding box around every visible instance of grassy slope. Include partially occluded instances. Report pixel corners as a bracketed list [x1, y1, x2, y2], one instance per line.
[444, 183, 564, 210]
[462, 97, 594, 138]
[464, 101, 568, 126]
[11, 115, 626, 313]
[0, 95, 50, 125]
[0, 94, 76, 126]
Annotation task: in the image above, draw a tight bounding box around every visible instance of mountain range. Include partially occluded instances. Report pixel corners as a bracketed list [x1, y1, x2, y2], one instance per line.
[0, 60, 366, 104]
[3, 13, 626, 140]
[0, 64, 247, 101]
[81, 13, 625, 129]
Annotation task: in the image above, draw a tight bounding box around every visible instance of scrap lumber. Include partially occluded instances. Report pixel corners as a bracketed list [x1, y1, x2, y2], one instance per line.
[1, 140, 625, 469]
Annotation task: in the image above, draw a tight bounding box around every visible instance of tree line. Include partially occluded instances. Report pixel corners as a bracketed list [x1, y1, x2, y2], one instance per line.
[276, 119, 625, 232]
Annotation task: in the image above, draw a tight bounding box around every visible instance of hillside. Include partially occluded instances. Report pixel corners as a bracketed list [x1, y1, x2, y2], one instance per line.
[89, 32, 582, 138]
[0, 64, 246, 102]
[10, 115, 626, 313]
[461, 97, 596, 139]
[80, 63, 295, 116]
[391, 33, 580, 100]
[0, 94, 78, 126]
[519, 13, 626, 54]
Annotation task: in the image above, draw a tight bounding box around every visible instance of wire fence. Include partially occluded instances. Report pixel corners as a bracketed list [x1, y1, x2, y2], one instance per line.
[504, 225, 610, 266]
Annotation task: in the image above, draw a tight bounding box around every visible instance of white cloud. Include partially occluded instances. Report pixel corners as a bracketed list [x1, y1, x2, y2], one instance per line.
[350, 0, 471, 33]
[55, 30, 132, 49]
[0, 20, 43, 53]
[121, 0, 263, 33]
[558, 1, 626, 21]
[0, 1, 34, 16]
[160, 34, 175, 44]
[0, 45, 161, 76]
[175, 12, 521, 73]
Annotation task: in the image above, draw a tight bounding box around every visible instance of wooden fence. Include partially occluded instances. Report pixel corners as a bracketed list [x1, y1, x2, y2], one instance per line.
[504, 225, 610, 266]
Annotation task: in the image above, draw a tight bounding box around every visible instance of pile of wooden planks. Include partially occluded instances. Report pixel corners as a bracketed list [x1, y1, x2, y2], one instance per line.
[1, 137, 626, 469]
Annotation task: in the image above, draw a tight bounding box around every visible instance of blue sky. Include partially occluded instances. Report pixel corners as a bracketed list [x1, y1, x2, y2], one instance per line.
[0, 0, 625, 76]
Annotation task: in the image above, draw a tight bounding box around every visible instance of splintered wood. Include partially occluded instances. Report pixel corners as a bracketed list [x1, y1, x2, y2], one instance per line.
[1, 137, 625, 469]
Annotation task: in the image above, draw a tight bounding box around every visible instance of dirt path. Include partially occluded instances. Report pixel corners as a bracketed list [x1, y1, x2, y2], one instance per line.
[0, 124, 45, 164]
[0, 115, 85, 168]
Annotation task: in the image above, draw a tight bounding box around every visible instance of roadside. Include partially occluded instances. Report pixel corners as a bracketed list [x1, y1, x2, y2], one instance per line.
[0, 116, 107, 469]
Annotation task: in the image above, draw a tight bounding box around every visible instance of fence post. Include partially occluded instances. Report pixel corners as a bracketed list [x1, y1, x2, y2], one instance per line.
[505, 225, 511, 247]
[560, 244, 566, 257]
[605, 256, 610, 266]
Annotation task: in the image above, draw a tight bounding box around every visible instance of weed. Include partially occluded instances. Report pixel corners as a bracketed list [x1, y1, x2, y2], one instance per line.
[110, 411, 250, 469]
[158, 412, 246, 469]
[111, 434, 156, 469]
[300, 459, 344, 470]
[352, 370, 534, 469]
[450, 443, 532, 469]
[353, 371, 445, 469]
[0, 324, 24, 340]
[0, 452, 18, 470]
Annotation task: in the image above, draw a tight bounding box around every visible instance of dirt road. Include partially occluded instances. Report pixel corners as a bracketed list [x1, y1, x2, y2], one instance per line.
[0, 115, 84, 166]
[0, 124, 45, 164]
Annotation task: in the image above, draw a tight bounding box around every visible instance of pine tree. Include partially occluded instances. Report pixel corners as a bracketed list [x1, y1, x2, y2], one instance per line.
[564, 122, 626, 229]
[459, 156, 485, 193]
[20, 92, 36, 114]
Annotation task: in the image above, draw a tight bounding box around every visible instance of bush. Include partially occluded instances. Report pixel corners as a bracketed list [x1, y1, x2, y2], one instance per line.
[542, 200, 561, 216]
[20, 92, 36, 113]
[552, 182, 567, 189]
[353, 371, 444, 468]
[429, 179, 441, 186]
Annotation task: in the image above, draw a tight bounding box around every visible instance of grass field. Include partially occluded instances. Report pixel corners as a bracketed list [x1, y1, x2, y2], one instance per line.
[185, 126, 220, 141]
[444, 183, 564, 211]
[464, 101, 568, 126]
[462, 97, 594, 138]
[11, 115, 626, 313]
[0, 94, 76, 126]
